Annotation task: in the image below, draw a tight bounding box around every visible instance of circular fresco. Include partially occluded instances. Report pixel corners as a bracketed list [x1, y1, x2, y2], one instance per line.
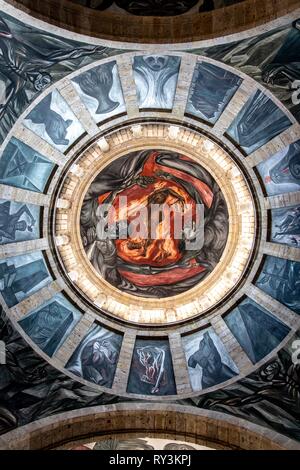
[80, 149, 229, 298]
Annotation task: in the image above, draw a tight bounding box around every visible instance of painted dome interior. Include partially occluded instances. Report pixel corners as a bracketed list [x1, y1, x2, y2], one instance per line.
[0, 0, 299, 451]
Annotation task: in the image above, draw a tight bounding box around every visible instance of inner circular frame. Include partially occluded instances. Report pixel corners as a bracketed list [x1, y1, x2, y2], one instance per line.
[80, 149, 230, 299]
[53, 123, 257, 324]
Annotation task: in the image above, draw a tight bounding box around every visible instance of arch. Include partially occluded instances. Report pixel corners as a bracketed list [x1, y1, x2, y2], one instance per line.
[0, 403, 299, 450]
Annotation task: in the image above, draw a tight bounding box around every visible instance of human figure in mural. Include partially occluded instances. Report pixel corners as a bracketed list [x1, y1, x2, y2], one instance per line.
[27, 94, 73, 146]
[79, 336, 120, 387]
[0, 201, 36, 242]
[0, 15, 108, 120]
[133, 55, 181, 109]
[81, 150, 228, 298]
[188, 63, 241, 121]
[261, 21, 300, 88]
[0, 259, 49, 308]
[268, 142, 300, 187]
[126, 187, 186, 260]
[199, 349, 300, 424]
[234, 91, 290, 151]
[273, 206, 300, 244]
[137, 345, 166, 394]
[188, 332, 237, 389]
[20, 301, 74, 356]
[0, 138, 54, 193]
[258, 260, 300, 314]
[73, 62, 120, 115]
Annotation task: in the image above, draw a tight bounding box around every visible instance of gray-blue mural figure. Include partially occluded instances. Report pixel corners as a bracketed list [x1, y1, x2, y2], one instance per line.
[268, 141, 300, 188]
[72, 61, 126, 123]
[257, 140, 300, 196]
[127, 339, 176, 396]
[73, 62, 119, 114]
[256, 256, 300, 315]
[133, 55, 181, 109]
[0, 137, 54, 192]
[0, 253, 51, 307]
[66, 324, 122, 388]
[0, 200, 39, 244]
[0, 14, 110, 141]
[24, 90, 84, 151]
[262, 23, 300, 90]
[19, 295, 81, 357]
[194, 22, 300, 120]
[188, 332, 238, 389]
[271, 205, 300, 247]
[186, 62, 242, 124]
[183, 328, 238, 391]
[225, 298, 290, 364]
[192, 331, 300, 441]
[227, 90, 291, 154]
[26, 94, 72, 147]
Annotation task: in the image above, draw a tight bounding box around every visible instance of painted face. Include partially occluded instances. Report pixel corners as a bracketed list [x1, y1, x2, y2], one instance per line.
[16, 220, 27, 232]
[144, 55, 169, 72]
[34, 74, 52, 92]
[93, 339, 118, 364]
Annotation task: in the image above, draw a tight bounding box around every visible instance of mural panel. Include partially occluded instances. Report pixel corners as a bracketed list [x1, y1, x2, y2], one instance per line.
[19, 293, 81, 357]
[225, 297, 290, 364]
[127, 338, 176, 396]
[0, 307, 121, 436]
[256, 256, 300, 315]
[188, 331, 300, 442]
[0, 12, 120, 143]
[183, 327, 238, 391]
[66, 323, 123, 388]
[80, 149, 229, 298]
[0, 200, 40, 245]
[0, 252, 51, 308]
[270, 204, 300, 248]
[185, 62, 242, 124]
[133, 56, 181, 109]
[72, 61, 126, 123]
[227, 90, 292, 155]
[24, 90, 84, 152]
[256, 140, 300, 196]
[193, 23, 300, 121]
[1, 306, 300, 441]
[0, 138, 55, 193]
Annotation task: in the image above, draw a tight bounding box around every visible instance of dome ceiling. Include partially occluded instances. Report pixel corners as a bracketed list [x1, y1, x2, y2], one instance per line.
[4, 0, 296, 44]
[0, 0, 300, 447]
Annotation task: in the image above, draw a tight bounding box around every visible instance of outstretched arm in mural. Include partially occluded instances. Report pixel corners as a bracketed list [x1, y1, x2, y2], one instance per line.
[0, 16, 108, 118]
[0, 203, 36, 242]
